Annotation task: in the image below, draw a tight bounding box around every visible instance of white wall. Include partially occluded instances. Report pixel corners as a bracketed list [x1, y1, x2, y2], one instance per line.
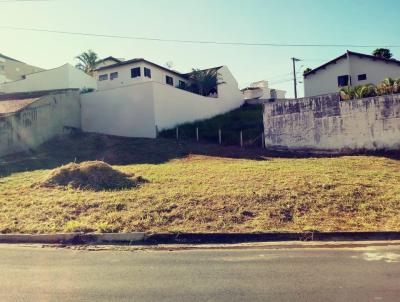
[0, 64, 97, 93]
[304, 58, 349, 97]
[154, 66, 244, 129]
[81, 65, 243, 138]
[95, 62, 189, 91]
[81, 82, 157, 138]
[350, 56, 400, 87]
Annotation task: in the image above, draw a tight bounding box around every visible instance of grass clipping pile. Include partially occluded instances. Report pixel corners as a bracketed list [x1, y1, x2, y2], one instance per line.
[40, 161, 144, 191]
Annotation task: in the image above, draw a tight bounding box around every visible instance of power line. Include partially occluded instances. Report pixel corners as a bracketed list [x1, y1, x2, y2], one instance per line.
[0, 25, 399, 48]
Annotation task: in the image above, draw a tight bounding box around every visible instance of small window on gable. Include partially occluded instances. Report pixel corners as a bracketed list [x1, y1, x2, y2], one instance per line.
[99, 74, 108, 81]
[358, 74, 367, 81]
[338, 75, 349, 87]
[110, 72, 118, 80]
[166, 75, 174, 86]
[131, 67, 141, 78]
[144, 67, 151, 78]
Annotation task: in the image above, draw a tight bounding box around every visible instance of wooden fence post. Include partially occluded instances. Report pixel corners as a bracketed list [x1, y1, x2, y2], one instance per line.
[218, 129, 222, 145]
[240, 131, 243, 148]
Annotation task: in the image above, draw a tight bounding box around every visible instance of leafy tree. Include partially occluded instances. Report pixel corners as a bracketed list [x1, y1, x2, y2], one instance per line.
[303, 67, 312, 76]
[188, 68, 226, 96]
[75, 50, 99, 75]
[372, 48, 393, 59]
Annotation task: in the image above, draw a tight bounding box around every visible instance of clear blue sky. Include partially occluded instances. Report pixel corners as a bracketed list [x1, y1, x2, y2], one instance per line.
[1, 0, 400, 97]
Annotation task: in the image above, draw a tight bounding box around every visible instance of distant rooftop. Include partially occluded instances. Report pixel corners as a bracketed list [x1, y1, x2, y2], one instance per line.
[0, 53, 21, 63]
[0, 98, 39, 115]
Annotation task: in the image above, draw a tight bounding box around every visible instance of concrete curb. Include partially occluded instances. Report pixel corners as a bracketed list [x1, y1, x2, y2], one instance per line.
[1, 231, 400, 245]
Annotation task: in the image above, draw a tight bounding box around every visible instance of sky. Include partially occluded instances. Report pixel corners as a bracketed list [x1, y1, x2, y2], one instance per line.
[1, 0, 400, 97]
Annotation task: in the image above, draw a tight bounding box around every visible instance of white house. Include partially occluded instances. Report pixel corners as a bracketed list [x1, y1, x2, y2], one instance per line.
[81, 58, 244, 138]
[304, 50, 400, 97]
[0, 64, 97, 93]
[241, 80, 286, 100]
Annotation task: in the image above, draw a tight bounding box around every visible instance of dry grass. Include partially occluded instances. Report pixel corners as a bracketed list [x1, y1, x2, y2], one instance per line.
[39, 161, 143, 191]
[0, 134, 399, 234]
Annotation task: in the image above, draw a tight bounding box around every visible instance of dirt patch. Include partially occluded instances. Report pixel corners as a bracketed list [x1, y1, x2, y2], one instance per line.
[40, 161, 145, 191]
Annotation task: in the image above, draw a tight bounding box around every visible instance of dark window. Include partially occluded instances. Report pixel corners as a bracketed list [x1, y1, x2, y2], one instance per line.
[110, 72, 118, 80]
[131, 67, 141, 78]
[178, 80, 186, 88]
[338, 75, 349, 87]
[144, 67, 151, 78]
[166, 75, 174, 86]
[99, 74, 108, 81]
[358, 74, 367, 81]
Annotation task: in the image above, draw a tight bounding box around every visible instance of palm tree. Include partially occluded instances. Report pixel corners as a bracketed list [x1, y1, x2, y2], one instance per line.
[372, 48, 393, 60]
[354, 84, 377, 99]
[188, 68, 225, 96]
[377, 77, 395, 95]
[75, 50, 99, 75]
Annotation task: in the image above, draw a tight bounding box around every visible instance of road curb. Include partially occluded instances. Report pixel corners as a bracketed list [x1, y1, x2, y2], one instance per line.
[0, 232, 400, 245]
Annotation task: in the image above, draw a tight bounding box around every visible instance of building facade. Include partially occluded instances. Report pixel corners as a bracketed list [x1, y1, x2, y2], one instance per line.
[0, 53, 44, 84]
[304, 51, 400, 97]
[0, 64, 97, 93]
[242, 80, 286, 100]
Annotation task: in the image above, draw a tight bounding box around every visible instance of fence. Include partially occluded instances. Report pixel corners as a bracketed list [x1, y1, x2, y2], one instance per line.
[159, 125, 265, 148]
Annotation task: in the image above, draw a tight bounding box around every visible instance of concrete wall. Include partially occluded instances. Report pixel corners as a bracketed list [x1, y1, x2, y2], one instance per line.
[81, 67, 243, 138]
[0, 64, 97, 93]
[154, 66, 244, 129]
[81, 82, 157, 138]
[0, 90, 81, 157]
[263, 93, 400, 152]
[95, 61, 189, 91]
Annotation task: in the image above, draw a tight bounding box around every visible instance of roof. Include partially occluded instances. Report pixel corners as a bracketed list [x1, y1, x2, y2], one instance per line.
[0, 98, 40, 115]
[0, 53, 21, 63]
[95, 58, 188, 78]
[304, 50, 400, 77]
[96, 57, 223, 79]
[96, 56, 123, 64]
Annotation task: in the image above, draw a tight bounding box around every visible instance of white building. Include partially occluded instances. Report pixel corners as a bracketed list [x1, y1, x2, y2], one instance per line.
[81, 58, 244, 138]
[0, 64, 97, 93]
[241, 80, 286, 100]
[304, 50, 400, 97]
[0, 53, 44, 84]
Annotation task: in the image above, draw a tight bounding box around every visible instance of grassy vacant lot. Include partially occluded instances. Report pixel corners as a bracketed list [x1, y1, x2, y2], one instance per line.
[0, 134, 399, 234]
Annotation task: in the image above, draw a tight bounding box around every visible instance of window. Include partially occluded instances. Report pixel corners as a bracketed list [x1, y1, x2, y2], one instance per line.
[144, 67, 151, 78]
[178, 80, 186, 89]
[166, 75, 174, 86]
[99, 74, 108, 81]
[358, 74, 367, 81]
[131, 67, 141, 78]
[110, 72, 118, 80]
[337, 75, 349, 87]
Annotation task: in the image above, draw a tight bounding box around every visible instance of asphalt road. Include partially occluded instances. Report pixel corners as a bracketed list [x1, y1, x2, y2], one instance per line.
[0, 244, 399, 302]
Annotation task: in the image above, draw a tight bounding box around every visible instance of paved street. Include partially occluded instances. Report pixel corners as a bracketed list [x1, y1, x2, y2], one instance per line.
[0, 244, 399, 302]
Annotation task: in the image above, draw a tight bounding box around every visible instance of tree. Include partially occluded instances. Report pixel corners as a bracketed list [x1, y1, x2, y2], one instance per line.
[75, 50, 99, 75]
[303, 67, 312, 76]
[372, 48, 393, 59]
[188, 68, 225, 96]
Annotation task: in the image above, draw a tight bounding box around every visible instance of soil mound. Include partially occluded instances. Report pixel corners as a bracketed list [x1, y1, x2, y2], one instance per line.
[41, 161, 143, 191]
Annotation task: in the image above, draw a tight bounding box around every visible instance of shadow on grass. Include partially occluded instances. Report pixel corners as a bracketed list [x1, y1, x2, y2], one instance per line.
[1, 133, 399, 177]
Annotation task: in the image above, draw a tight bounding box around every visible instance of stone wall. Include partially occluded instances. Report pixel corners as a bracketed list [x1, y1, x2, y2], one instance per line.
[0, 90, 81, 157]
[263, 93, 400, 152]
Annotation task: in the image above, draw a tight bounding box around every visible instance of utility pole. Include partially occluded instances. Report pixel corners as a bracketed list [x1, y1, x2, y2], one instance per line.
[291, 57, 301, 98]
